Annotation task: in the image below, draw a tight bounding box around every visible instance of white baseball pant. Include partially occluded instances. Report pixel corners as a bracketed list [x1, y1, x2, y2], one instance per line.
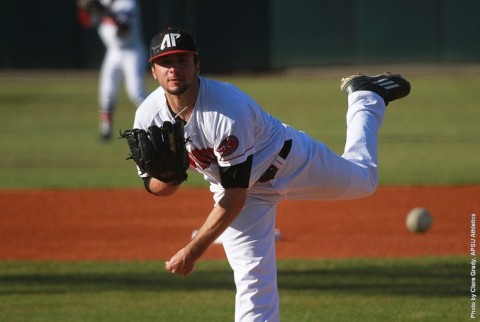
[217, 91, 386, 322]
[99, 46, 147, 111]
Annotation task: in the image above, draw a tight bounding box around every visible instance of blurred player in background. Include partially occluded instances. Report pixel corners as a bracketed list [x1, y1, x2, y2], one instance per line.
[77, 0, 148, 140]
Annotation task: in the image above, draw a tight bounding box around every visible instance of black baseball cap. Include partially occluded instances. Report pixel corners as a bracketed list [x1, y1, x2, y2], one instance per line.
[149, 27, 198, 62]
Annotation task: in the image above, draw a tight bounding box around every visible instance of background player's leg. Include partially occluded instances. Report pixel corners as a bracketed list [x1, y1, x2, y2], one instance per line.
[98, 51, 122, 140]
[122, 48, 147, 108]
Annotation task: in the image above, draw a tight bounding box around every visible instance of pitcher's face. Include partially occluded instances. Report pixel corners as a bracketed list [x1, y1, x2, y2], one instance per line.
[151, 53, 200, 95]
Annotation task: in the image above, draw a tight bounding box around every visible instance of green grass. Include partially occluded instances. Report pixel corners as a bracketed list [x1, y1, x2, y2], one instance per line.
[1, 70, 479, 189]
[0, 257, 469, 321]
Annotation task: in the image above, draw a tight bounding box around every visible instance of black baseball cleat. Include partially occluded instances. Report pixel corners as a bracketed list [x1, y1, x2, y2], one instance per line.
[340, 72, 411, 105]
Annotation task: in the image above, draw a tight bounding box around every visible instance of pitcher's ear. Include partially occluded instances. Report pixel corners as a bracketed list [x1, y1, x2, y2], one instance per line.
[151, 66, 157, 79]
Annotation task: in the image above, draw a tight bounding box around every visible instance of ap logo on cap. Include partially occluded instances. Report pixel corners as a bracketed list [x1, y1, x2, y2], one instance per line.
[149, 27, 198, 62]
[161, 33, 181, 50]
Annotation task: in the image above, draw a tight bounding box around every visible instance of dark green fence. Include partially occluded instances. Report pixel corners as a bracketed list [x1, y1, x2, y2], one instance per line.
[1, 0, 479, 72]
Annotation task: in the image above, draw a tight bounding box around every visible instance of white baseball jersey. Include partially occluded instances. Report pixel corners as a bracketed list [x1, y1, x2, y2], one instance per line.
[97, 0, 143, 49]
[134, 77, 289, 189]
[134, 75, 386, 322]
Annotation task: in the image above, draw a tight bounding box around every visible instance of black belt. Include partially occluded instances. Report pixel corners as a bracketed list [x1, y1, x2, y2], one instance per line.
[257, 139, 292, 183]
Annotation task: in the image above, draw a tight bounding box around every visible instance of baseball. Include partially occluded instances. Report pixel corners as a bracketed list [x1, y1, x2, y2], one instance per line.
[406, 207, 433, 233]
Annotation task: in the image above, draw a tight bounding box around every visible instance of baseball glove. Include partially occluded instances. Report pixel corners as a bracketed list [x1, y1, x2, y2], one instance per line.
[120, 121, 189, 185]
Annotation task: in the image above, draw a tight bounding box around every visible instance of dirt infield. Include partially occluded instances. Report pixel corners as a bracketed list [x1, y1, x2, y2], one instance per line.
[0, 186, 477, 261]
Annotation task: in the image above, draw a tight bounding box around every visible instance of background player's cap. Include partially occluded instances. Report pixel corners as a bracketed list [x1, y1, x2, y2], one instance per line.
[149, 27, 198, 62]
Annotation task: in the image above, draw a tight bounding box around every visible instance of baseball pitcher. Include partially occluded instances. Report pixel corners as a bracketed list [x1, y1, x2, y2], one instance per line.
[121, 27, 411, 321]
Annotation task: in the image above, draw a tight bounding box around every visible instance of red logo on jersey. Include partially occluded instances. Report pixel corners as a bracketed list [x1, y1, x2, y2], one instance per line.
[189, 148, 216, 169]
[216, 136, 239, 158]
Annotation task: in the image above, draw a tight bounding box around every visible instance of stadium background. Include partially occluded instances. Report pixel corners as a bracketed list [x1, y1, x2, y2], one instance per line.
[1, 0, 479, 73]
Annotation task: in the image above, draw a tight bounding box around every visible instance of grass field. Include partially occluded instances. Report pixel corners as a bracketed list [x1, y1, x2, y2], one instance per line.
[0, 68, 477, 321]
[0, 257, 469, 321]
[1, 67, 480, 189]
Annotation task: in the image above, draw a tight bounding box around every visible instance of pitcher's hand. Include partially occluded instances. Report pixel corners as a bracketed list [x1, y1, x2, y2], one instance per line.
[165, 247, 196, 276]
